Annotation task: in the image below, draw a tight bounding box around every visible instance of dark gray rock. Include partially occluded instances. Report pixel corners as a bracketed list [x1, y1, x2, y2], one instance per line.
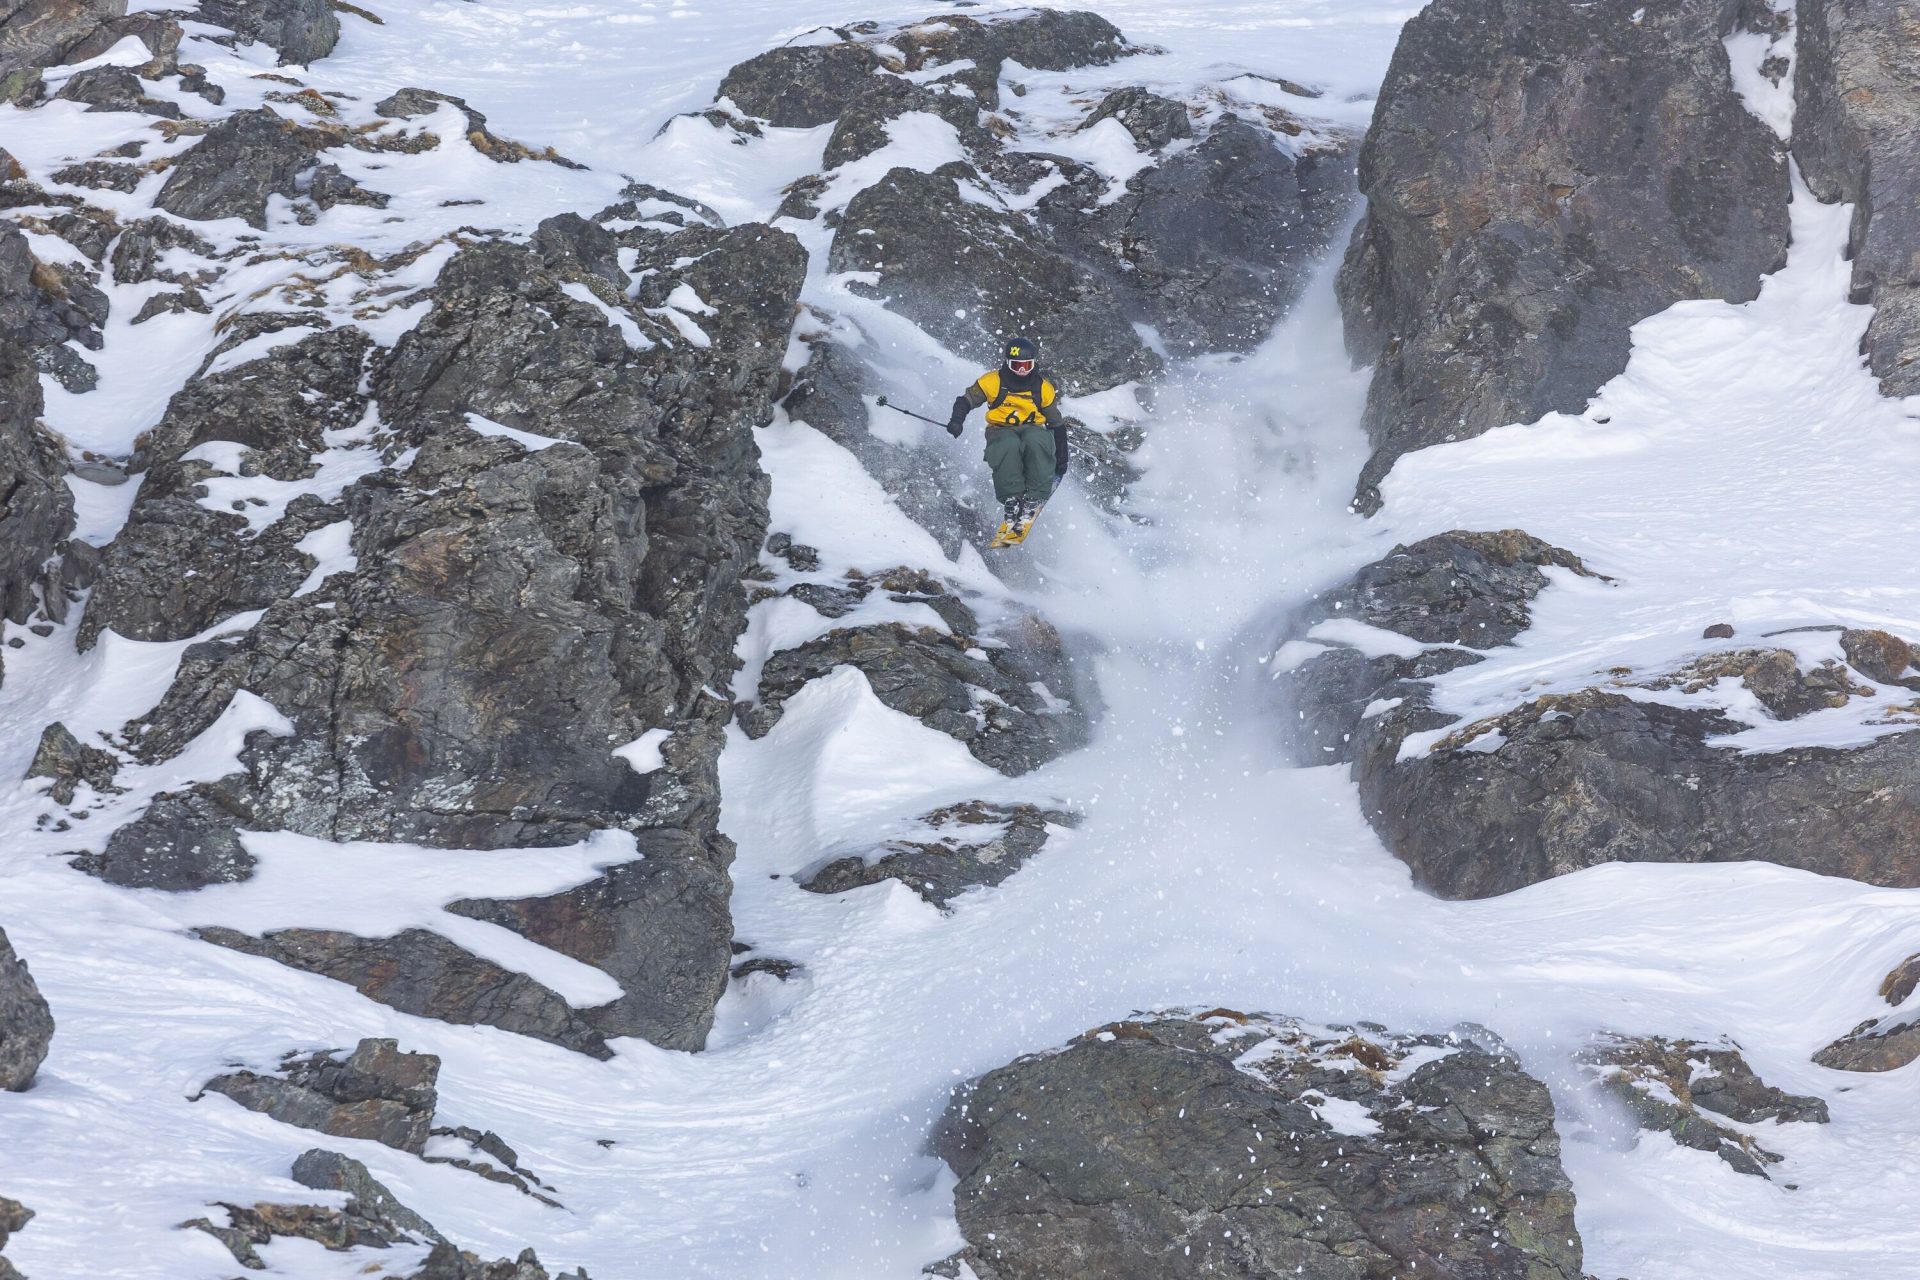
[290, 1148, 441, 1243]
[49, 159, 143, 190]
[742, 617, 1086, 776]
[0, 928, 52, 1091]
[829, 165, 1158, 390]
[1579, 1034, 1827, 1178]
[447, 828, 734, 1051]
[1273, 529, 1599, 764]
[1043, 117, 1357, 353]
[1079, 86, 1191, 150]
[1796, 0, 1920, 397]
[155, 108, 324, 229]
[0, 227, 74, 635]
[25, 721, 119, 804]
[821, 74, 983, 171]
[802, 800, 1076, 906]
[53, 63, 179, 116]
[370, 86, 582, 168]
[80, 326, 374, 646]
[1354, 686, 1920, 898]
[198, 926, 613, 1059]
[196, 0, 337, 65]
[199, 1038, 440, 1152]
[716, 40, 880, 127]
[1840, 626, 1915, 684]
[1338, 0, 1790, 509]
[108, 215, 216, 285]
[104, 218, 804, 1053]
[308, 162, 388, 209]
[0, 0, 123, 81]
[938, 1012, 1584, 1280]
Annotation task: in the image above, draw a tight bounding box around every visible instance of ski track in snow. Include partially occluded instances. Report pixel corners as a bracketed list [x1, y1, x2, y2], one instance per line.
[5, 2, 1920, 1278]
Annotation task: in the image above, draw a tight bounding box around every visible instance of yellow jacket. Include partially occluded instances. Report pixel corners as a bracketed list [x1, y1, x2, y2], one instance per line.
[963, 368, 1065, 427]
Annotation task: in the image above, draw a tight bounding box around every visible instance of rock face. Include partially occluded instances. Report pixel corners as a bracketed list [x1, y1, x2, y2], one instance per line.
[830, 165, 1158, 391]
[1796, 0, 1920, 397]
[199, 1038, 440, 1152]
[85, 211, 805, 1052]
[0, 928, 52, 1092]
[936, 1011, 1584, 1280]
[1040, 115, 1357, 354]
[0, 225, 74, 643]
[1338, 0, 1790, 507]
[801, 801, 1077, 906]
[1579, 1034, 1829, 1178]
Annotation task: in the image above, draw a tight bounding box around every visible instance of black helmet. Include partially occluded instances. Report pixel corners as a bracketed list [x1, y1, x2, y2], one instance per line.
[1005, 336, 1039, 369]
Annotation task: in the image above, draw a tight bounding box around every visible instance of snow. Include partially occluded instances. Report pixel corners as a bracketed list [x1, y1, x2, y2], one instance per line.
[466, 413, 567, 452]
[613, 728, 674, 775]
[8, 3, 1920, 1280]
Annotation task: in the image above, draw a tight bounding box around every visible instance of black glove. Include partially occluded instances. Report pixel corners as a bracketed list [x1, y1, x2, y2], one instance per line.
[1052, 422, 1070, 477]
[947, 394, 970, 438]
[946, 416, 964, 438]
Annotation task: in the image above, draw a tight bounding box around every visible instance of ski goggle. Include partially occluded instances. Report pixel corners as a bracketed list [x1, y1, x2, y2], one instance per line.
[1008, 358, 1035, 375]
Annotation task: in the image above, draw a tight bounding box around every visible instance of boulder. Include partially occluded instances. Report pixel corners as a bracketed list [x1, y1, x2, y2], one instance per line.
[829, 164, 1158, 390]
[936, 1011, 1584, 1280]
[1078, 86, 1191, 151]
[0, 928, 53, 1091]
[1579, 1034, 1828, 1178]
[1338, 0, 1790, 508]
[195, 0, 337, 65]
[716, 41, 881, 127]
[1796, 0, 1920, 398]
[199, 1038, 440, 1152]
[25, 721, 119, 805]
[801, 801, 1076, 906]
[155, 108, 324, 229]
[53, 63, 180, 116]
[820, 73, 983, 170]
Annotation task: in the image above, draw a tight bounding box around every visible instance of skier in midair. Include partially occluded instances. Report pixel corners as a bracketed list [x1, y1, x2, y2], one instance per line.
[946, 336, 1070, 546]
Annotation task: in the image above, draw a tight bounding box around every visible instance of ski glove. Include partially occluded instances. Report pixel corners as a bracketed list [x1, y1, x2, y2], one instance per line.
[947, 396, 969, 438]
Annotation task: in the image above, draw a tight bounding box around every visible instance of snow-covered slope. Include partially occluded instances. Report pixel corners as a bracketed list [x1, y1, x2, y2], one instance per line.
[4, 2, 1920, 1278]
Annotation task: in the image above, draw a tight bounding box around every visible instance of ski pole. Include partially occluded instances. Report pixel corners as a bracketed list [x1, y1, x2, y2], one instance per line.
[875, 395, 951, 429]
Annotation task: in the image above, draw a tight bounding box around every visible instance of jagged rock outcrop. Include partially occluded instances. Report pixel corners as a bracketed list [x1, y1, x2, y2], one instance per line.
[1579, 1034, 1828, 1177]
[187, 1148, 586, 1277]
[0, 928, 52, 1091]
[25, 722, 119, 805]
[0, 1196, 31, 1280]
[934, 1011, 1584, 1280]
[1273, 529, 1599, 765]
[802, 801, 1076, 906]
[1039, 114, 1357, 353]
[155, 107, 326, 229]
[1339, 0, 1790, 508]
[198, 1038, 440, 1152]
[1797, 0, 1920, 397]
[0, 0, 122, 81]
[0, 225, 75, 647]
[85, 209, 805, 1053]
[741, 616, 1087, 776]
[830, 165, 1159, 391]
[1814, 952, 1920, 1072]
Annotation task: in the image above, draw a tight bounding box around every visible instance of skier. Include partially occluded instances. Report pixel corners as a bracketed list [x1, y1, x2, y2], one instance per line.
[946, 336, 1070, 546]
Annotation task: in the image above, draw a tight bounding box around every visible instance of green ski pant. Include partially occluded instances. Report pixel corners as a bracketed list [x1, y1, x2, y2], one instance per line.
[984, 425, 1056, 503]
